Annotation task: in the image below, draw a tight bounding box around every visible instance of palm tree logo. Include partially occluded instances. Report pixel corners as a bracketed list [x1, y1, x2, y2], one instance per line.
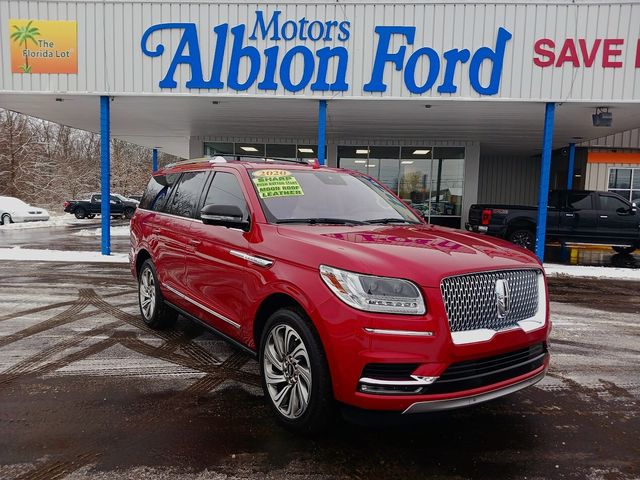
[11, 20, 40, 73]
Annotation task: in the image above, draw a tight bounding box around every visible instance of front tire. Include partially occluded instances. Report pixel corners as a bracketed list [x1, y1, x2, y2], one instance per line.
[138, 259, 177, 329]
[1, 214, 12, 225]
[124, 207, 135, 220]
[260, 308, 335, 434]
[508, 228, 535, 251]
[87, 214, 96, 219]
[612, 245, 637, 255]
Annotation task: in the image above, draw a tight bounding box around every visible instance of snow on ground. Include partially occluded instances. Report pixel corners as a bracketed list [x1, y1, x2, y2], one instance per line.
[74, 226, 130, 237]
[544, 263, 640, 281]
[0, 215, 71, 230]
[0, 247, 129, 263]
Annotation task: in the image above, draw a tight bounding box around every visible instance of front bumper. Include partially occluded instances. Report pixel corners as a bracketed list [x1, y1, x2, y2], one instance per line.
[311, 284, 550, 413]
[403, 369, 546, 413]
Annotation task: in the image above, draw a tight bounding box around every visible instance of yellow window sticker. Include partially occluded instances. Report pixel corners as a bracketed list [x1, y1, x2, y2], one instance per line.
[252, 170, 304, 198]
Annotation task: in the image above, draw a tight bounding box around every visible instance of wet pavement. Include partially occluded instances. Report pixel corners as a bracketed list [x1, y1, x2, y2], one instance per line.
[0, 218, 130, 252]
[0, 260, 638, 480]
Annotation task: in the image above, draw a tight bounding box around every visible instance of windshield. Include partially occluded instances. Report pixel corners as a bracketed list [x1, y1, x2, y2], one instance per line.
[249, 169, 423, 225]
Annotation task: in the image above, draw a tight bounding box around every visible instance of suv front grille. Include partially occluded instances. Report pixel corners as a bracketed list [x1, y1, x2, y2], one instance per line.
[440, 269, 540, 333]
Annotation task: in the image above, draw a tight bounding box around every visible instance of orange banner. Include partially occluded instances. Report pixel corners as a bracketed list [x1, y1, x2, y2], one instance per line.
[588, 152, 640, 164]
[9, 19, 77, 74]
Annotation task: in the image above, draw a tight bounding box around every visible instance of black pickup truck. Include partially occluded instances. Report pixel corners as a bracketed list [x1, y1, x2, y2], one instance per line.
[63, 193, 138, 220]
[466, 190, 640, 253]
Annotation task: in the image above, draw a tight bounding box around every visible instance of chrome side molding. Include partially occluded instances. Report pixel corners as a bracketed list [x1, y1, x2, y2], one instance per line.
[163, 283, 241, 329]
[229, 250, 273, 268]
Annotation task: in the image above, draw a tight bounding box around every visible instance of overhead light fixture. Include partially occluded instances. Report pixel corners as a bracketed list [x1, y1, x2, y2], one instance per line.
[298, 148, 314, 153]
[412, 149, 430, 155]
[241, 146, 259, 152]
[401, 160, 414, 165]
[356, 149, 369, 154]
[574, 174, 582, 178]
[354, 160, 367, 164]
[592, 107, 612, 127]
[366, 164, 377, 168]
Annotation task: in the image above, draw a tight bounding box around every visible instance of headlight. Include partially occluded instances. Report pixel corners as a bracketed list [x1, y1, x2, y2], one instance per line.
[319, 265, 425, 315]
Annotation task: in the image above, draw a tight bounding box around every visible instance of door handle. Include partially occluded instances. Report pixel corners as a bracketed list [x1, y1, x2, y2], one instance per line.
[189, 239, 201, 246]
[599, 215, 609, 219]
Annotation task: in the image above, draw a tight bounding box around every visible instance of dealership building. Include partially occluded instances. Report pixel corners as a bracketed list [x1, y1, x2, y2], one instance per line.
[1, 0, 640, 256]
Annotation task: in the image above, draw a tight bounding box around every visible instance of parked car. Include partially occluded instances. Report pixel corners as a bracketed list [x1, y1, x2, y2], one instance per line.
[0, 196, 50, 225]
[130, 157, 550, 432]
[63, 193, 137, 220]
[466, 190, 639, 253]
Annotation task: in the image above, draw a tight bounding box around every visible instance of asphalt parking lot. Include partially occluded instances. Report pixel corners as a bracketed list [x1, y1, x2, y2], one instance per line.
[0, 223, 639, 480]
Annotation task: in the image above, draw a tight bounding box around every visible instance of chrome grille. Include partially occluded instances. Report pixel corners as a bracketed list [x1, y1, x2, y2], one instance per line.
[440, 269, 540, 333]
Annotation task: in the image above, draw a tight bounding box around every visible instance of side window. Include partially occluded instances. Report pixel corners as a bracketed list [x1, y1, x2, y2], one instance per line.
[93, 195, 101, 203]
[166, 171, 209, 218]
[599, 194, 629, 212]
[567, 193, 592, 210]
[547, 191, 563, 209]
[200, 172, 248, 219]
[140, 174, 179, 212]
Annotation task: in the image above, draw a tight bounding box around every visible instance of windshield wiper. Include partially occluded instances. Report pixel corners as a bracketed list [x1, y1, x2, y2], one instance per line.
[364, 218, 421, 225]
[275, 218, 367, 226]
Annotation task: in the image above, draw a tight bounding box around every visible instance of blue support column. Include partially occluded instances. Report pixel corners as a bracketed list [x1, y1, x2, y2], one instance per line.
[317, 100, 327, 165]
[100, 96, 111, 256]
[535, 102, 555, 262]
[152, 148, 159, 172]
[567, 142, 576, 190]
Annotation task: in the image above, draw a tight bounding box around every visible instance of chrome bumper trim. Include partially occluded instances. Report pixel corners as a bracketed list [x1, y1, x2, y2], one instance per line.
[359, 375, 438, 387]
[402, 370, 546, 414]
[364, 328, 434, 337]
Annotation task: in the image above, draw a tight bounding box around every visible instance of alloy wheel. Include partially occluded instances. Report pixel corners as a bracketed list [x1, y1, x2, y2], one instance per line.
[263, 324, 312, 419]
[139, 267, 156, 320]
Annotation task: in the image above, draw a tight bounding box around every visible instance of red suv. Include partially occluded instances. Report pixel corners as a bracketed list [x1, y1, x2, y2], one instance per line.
[130, 156, 550, 432]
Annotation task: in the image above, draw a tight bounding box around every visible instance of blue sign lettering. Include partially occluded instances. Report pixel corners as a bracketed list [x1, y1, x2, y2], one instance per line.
[140, 10, 511, 96]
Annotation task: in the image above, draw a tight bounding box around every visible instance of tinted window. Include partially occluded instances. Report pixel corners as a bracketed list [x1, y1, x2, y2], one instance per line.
[140, 174, 180, 212]
[201, 172, 248, 219]
[167, 171, 209, 218]
[567, 193, 592, 210]
[548, 191, 563, 208]
[599, 194, 629, 212]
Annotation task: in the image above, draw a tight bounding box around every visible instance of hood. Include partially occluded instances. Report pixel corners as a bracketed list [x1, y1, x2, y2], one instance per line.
[274, 223, 541, 287]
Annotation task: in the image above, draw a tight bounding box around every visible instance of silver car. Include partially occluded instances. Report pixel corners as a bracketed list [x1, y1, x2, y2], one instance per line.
[0, 196, 50, 225]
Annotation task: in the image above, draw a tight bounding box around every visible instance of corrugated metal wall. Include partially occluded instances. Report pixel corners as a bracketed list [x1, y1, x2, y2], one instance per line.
[478, 154, 540, 205]
[580, 128, 640, 149]
[2, 1, 639, 101]
[585, 162, 637, 190]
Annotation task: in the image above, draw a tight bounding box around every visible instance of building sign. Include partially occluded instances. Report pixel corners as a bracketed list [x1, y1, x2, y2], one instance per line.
[141, 10, 512, 96]
[9, 19, 77, 74]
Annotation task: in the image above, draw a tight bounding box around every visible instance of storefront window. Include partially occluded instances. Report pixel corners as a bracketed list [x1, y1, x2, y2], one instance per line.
[204, 142, 234, 156]
[339, 145, 465, 226]
[266, 144, 296, 159]
[609, 168, 640, 204]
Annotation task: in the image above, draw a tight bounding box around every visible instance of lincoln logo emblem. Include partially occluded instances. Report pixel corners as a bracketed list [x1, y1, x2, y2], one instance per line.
[495, 279, 511, 318]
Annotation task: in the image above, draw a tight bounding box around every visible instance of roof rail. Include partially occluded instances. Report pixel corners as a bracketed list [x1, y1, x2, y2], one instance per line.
[164, 154, 314, 169]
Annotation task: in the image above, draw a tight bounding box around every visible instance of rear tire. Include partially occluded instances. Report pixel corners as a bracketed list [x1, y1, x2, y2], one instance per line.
[612, 245, 637, 255]
[124, 207, 135, 220]
[87, 214, 96, 219]
[138, 259, 177, 329]
[259, 307, 335, 434]
[1, 213, 12, 225]
[74, 208, 86, 219]
[508, 228, 535, 251]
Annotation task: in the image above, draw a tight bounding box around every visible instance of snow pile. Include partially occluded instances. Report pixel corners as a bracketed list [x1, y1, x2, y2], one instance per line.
[0, 215, 71, 230]
[0, 247, 129, 263]
[74, 226, 131, 237]
[544, 263, 640, 281]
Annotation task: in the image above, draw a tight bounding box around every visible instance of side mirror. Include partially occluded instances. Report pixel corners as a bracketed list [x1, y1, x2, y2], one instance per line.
[200, 204, 249, 231]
